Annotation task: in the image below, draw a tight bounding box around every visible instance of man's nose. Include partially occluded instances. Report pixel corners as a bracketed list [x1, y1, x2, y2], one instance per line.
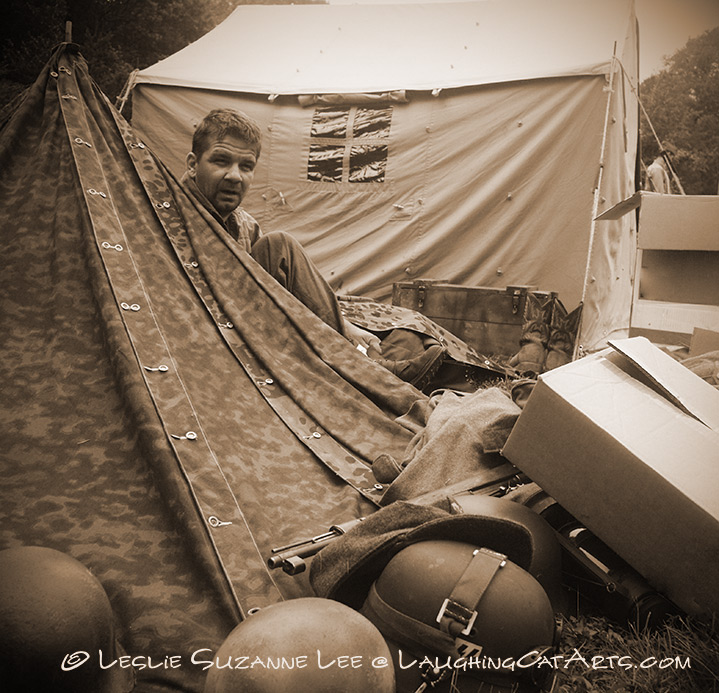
[225, 164, 243, 181]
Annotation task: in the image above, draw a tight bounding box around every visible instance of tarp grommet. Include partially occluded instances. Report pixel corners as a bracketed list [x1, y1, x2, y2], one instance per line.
[74, 137, 92, 148]
[101, 241, 123, 251]
[171, 431, 197, 441]
[208, 516, 232, 528]
[144, 364, 169, 373]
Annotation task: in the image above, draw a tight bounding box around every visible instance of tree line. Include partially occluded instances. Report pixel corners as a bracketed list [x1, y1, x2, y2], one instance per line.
[2, 1, 717, 194]
[639, 27, 719, 195]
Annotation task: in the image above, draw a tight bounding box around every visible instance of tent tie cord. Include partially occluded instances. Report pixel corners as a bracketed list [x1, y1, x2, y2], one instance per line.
[208, 516, 233, 528]
[143, 364, 169, 373]
[170, 431, 198, 441]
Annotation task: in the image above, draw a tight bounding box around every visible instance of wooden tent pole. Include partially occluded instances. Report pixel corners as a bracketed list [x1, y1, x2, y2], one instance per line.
[577, 42, 619, 357]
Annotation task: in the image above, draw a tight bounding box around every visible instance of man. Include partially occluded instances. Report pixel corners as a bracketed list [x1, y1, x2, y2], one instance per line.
[645, 144, 675, 194]
[182, 109, 443, 384]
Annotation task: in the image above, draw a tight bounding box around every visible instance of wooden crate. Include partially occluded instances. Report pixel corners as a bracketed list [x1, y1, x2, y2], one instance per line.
[391, 280, 551, 356]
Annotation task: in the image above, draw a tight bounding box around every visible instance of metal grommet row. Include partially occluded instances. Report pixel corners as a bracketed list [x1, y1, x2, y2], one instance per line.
[129, 142, 146, 149]
[74, 137, 93, 148]
[155, 201, 171, 209]
[143, 364, 169, 373]
[362, 483, 385, 493]
[303, 431, 322, 440]
[218, 322, 234, 329]
[184, 261, 199, 269]
[87, 188, 107, 198]
[208, 516, 232, 528]
[120, 302, 141, 312]
[59, 66, 72, 75]
[101, 241, 123, 251]
[171, 431, 198, 441]
[257, 378, 274, 386]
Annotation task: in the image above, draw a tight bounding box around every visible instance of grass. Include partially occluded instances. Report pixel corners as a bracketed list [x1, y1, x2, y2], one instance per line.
[553, 613, 719, 693]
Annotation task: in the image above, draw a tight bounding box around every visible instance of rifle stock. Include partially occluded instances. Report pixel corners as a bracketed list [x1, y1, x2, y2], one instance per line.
[267, 461, 524, 575]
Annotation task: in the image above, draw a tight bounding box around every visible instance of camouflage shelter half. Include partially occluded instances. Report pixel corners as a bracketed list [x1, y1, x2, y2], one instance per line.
[0, 42, 429, 692]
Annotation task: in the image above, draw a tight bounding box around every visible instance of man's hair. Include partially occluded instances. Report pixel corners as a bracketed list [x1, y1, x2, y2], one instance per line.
[192, 108, 262, 158]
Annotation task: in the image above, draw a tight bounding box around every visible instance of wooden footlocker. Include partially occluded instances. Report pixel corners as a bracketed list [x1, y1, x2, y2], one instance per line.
[391, 280, 553, 357]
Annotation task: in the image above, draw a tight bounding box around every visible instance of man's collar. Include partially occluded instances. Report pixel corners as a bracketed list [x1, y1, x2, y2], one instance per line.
[180, 171, 228, 225]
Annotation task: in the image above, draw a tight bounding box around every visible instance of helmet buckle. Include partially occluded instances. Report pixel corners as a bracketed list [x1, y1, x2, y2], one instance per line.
[435, 597, 478, 636]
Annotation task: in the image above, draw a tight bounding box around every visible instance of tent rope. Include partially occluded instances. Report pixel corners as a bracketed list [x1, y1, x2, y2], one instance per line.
[115, 69, 138, 114]
[615, 58, 685, 194]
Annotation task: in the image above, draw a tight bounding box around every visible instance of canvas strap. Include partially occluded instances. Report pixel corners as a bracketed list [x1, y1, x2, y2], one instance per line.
[436, 548, 507, 637]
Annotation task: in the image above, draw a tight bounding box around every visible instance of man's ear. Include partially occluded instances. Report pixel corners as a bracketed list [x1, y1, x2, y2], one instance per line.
[186, 151, 197, 178]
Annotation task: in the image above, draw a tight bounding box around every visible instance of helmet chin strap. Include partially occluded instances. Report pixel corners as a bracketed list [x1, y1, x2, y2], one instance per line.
[436, 548, 507, 640]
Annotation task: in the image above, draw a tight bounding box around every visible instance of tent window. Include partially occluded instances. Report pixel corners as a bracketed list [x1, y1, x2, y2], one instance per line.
[350, 144, 388, 183]
[310, 108, 350, 138]
[308, 106, 392, 183]
[308, 144, 345, 181]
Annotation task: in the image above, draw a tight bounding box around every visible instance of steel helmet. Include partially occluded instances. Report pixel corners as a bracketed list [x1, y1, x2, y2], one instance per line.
[449, 493, 564, 612]
[362, 540, 558, 693]
[0, 546, 134, 693]
[203, 597, 395, 693]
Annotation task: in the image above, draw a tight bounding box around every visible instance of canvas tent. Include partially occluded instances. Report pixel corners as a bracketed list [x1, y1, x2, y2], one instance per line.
[0, 43, 428, 692]
[130, 0, 640, 353]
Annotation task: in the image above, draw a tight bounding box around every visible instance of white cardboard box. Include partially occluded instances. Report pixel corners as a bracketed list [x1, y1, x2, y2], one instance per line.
[503, 337, 719, 615]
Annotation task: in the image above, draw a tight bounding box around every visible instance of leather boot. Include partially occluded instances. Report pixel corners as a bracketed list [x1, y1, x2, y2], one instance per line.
[508, 293, 553, 376]
[373, 344, 445, 389]
[544, 301, 583, 371]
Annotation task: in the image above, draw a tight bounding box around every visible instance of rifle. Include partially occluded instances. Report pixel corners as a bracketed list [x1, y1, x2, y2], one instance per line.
[267, 461, 525, 575]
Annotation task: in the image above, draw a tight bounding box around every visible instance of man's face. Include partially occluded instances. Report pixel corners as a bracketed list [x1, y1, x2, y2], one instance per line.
[187, 135, 257, 220]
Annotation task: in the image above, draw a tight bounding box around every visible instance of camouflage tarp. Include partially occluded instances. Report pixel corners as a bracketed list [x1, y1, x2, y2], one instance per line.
[0, 44, 425, 692]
